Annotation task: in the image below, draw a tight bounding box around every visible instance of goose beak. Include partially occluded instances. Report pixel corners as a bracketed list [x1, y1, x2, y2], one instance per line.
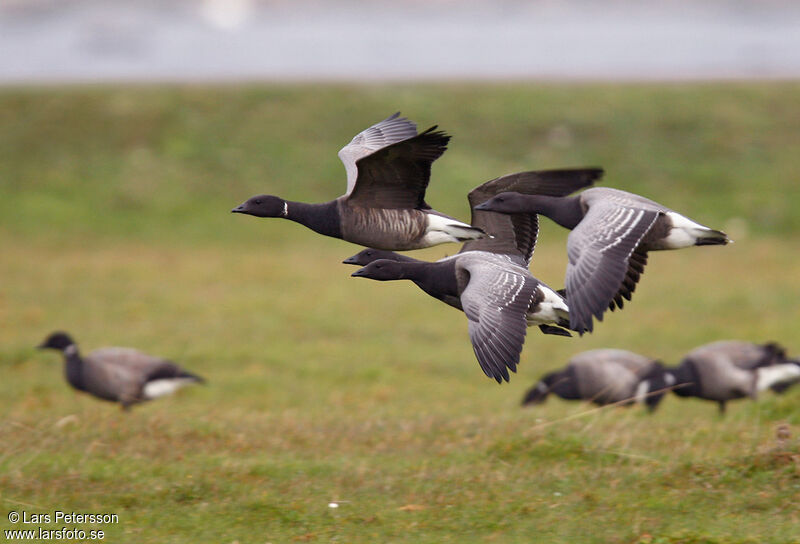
[342, 255, 359, 265]
[231, 204, 245, 214]
[351, 269, 366, 277]
[473, 202, 491, 211]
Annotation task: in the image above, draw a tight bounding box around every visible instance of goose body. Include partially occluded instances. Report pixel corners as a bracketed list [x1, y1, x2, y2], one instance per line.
[38, 332, 204, 410]
[475, 186, 731, 333]
[522, 349, 669, 411]
[232, 113, 483, 251]
[668, 340, 800, 414]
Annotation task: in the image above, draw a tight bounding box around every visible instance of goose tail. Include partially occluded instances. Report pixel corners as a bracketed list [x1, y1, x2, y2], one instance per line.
[694, 228, 731, 246]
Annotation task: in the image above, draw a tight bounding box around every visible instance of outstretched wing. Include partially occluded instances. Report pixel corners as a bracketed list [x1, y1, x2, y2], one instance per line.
[458, 259, 537, 383]
[345, 126, 450, 209]
[462, 168, 604, 264]
[565, 203, 660, 334]
[338, 113, 419, 196]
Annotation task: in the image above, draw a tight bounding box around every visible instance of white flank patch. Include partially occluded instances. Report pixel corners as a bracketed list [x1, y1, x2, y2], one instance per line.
[421, 214, 482, 246]
[756, 364, 800, 392]
[527, 285, 569, 325]
[662, 212, 712, 249]
[143, 378, 198, 399]
[634, 380, 650, 404]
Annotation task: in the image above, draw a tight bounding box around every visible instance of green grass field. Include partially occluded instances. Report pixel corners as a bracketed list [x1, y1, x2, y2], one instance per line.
[1, 84, 799, 543]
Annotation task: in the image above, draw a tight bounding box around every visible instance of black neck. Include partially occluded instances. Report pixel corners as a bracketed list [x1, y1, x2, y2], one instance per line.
[521, 194, 584, 230]
[284, 200, 342, 239]
[63, 349, 86, 392]
[399, 260, 458, 298]
[666, 360, 701, 397]
[548, 368, 581, 400]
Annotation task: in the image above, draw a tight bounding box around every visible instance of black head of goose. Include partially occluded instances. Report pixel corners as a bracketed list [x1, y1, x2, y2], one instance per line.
[37, 331, 205, 411]
[232, 112, 486, 251]
[666, 340, 800, 414]
[475, 186, 731, 334]
[521, 348, 669, 411]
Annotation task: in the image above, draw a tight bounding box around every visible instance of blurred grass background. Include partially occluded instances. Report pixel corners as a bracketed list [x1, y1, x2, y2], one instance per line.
[1, 83, 799, 543]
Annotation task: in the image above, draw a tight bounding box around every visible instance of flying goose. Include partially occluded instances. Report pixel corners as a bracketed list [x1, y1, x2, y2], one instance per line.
[475, 187, 731, 333]
[348, 168, 604, 382]
[37, 332, 205, 410]
[353, 253, 566, 383]
[521, 349, 670, 412]
[232, 113, 484, 251]
[667, 340, 800, 414]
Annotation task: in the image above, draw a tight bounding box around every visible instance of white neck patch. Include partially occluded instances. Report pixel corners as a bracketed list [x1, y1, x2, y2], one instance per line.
[536, 382, 548, 393]
[282, 201, 289, 217]
[64, 344, 78, 357]
[664, 373, 676, 387]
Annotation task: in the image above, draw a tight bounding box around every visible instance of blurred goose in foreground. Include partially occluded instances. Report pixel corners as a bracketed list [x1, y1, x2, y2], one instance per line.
[667, 340, 800, 414]
[521, 349, 670, 412]
[475, 187, 731, 334]
[38, 332, 205, 410]
[232, 112, 484, 250]
[349, 168, 604, 382]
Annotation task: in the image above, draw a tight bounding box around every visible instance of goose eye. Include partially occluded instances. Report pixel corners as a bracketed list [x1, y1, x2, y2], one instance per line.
[254, 199, 262, 205]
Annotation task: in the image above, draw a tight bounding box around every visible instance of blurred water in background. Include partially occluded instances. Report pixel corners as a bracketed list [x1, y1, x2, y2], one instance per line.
[1, 0, 799, 83]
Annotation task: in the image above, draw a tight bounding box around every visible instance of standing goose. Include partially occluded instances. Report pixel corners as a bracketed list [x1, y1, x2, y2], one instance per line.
[667, 340, 800, 414]
[475, 187, 731, 333]
[37, 332, 205, 410]
[349, 168, 604, 382]
[521, 349, 670, 412]
[232, 113, 484, 250]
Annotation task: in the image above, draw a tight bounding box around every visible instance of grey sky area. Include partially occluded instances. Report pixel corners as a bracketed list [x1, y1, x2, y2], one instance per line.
[2, 0, 799, 83]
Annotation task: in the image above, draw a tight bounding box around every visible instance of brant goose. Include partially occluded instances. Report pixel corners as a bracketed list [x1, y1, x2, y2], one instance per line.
[343, 167, 604, 333]
[232, 113, 485, 251]
[475, 187, 731, 333]
[352, 253, 567, 383]
[38, 332, 205, 410]
[348, 167, 608, 382]
[521, 349, 670, 412]
[667, 340, 800, 414]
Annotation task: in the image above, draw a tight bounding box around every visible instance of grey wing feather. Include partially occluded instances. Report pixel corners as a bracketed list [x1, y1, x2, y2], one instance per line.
[458, 258, 537, 383]
[345, 126, 450, 209]
[338, 113, 418, 196]
[565, 204, 660, 334]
